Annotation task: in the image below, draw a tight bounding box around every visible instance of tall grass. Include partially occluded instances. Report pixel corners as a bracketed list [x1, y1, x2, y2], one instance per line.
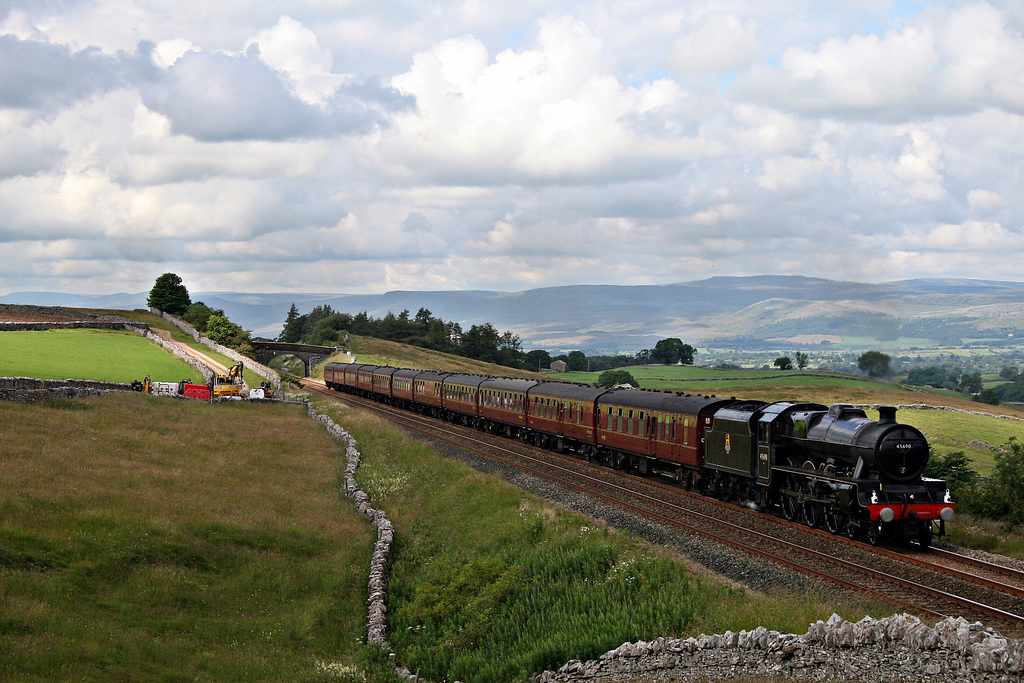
[309, 397, 881, 683]
[0, 394, 387, 682]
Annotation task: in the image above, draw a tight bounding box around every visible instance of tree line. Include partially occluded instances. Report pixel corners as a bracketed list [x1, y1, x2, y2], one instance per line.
[278, 303, 697, 372]
[901, 364, 1024, 405]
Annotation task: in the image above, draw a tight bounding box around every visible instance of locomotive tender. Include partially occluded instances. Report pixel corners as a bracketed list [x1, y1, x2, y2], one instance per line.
[324, 362, 954, 547]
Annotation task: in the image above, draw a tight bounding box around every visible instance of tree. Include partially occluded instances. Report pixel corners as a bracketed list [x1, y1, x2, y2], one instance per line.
[147, 273, 191, 315]
[651, 338, 695, 365]
[597, 369, 638, 387]
[182, 301, 221, 333]
[279, 303, 300, 341]
[959, 372, 983, 394]
[566, 350, 588, 372]
[974, 388, 1000, 406]
[525, 349, 551, 371]
[857, 350, 892, 378]
[774, 356, 793, 371]
[204, 314, 246, 346]
[678, 343, 695, 365]
[795, 351, 809, 370]
[460, 323, 502, 363]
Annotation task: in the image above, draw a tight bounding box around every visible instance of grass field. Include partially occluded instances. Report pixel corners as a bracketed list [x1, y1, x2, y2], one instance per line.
[0, 329, 198, 383]
[0, 394, 380, 681]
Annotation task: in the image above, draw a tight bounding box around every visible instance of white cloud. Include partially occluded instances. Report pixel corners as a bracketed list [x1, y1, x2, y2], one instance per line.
[894, 220, 1021, 252]
[2, 1, 1024, 298]
[967, 189, 1003, 209]
[736, 26, 939, 115]
[381, 16, 689, 183]
[245, 16, 344, 106]
[151, 38, 198, 69]
[933, 2, 1024, 112]
[668, 11, 759, 73]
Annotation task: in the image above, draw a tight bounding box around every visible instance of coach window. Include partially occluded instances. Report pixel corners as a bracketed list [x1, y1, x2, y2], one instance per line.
[683, 417, 690, 445]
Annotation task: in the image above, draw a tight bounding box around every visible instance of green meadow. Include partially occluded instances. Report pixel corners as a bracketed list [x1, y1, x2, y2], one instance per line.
[0, 329, 197, 383]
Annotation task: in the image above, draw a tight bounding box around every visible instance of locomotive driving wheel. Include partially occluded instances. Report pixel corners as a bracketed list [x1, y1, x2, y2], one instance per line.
[823, 507, 847, 535]
[798, 462, 821, 528]
[845, 518, 860, 540]
[801, 501, 823, 528]
[780, 484, 800, 521]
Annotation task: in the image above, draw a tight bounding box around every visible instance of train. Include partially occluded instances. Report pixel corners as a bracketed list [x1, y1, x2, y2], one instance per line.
[324, 362, 955, 547]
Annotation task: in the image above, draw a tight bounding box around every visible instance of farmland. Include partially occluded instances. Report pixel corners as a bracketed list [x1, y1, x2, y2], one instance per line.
[0, 328, 197, 383]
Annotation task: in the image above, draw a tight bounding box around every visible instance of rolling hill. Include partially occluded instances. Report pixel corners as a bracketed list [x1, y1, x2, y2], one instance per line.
[5, 276, 1024, 353]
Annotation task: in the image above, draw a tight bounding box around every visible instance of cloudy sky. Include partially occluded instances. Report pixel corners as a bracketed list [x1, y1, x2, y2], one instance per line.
[1, 0, 1022, 296]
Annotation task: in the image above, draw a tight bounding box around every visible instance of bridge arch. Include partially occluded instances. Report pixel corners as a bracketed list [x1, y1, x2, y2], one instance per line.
[251, 342, 342, 377]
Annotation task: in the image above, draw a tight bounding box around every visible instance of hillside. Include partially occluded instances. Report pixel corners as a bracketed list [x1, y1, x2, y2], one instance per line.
[6, 275, 1024, 353]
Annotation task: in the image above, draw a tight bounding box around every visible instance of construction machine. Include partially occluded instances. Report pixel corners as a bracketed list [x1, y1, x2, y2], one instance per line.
[212, 362, 246, 397]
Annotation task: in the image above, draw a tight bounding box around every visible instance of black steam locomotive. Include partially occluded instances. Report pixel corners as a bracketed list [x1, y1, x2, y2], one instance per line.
[325, 363, 954, 546]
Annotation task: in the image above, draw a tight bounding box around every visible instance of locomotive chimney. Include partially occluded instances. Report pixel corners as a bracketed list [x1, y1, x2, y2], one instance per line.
[878, 406, 897, 424]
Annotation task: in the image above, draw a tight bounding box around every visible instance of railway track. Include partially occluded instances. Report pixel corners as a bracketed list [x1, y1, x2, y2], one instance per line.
[299, 376, 1024, 635]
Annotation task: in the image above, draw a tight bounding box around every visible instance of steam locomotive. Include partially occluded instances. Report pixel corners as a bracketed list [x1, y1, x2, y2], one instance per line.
[324, 363, 954, 547]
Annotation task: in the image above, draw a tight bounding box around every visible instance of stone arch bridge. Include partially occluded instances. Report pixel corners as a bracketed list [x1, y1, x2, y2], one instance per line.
[250, 342, 342, 377]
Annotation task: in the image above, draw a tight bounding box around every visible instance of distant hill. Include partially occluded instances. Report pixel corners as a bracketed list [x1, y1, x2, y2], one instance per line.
[5, 276, 1024, 353]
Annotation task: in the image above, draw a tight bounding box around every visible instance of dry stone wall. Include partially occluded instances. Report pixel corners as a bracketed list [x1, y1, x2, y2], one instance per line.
[538, 613, 1024, 682]
[305, 403, 434, 683]
[0, 377, 130, 402]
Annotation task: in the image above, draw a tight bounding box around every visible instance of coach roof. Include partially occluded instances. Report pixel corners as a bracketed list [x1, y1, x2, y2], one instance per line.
[598, 389, 734, 414]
